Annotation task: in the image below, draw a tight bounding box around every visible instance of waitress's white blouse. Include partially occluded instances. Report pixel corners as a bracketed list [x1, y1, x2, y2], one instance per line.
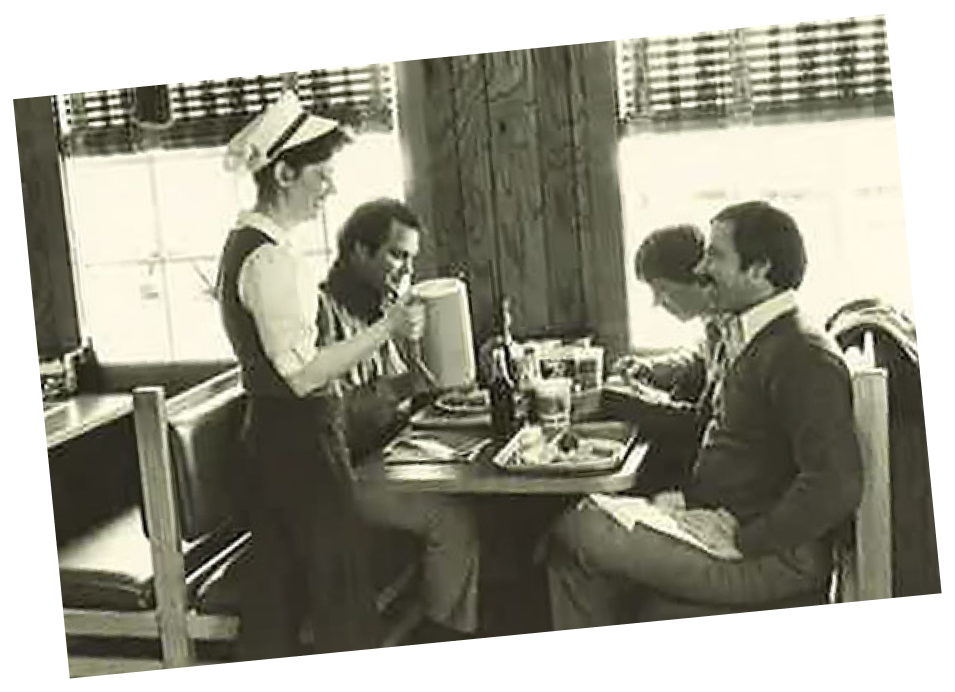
[234, 210, 318, 382]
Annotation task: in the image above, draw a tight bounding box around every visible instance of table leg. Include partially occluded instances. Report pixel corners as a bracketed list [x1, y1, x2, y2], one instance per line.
[475, 495, 580, 637]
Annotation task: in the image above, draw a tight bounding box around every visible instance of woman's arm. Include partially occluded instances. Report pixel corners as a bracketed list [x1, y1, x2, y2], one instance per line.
[287, 320, 396, 397]
[614, 346, 706, 398]
[239, 245, 420, 397]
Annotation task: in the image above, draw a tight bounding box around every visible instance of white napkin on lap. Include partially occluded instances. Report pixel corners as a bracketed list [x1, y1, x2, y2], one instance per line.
[588, 494, 742, 560]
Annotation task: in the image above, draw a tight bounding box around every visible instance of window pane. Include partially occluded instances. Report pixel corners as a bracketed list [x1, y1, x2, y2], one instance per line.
[64, 156, 158, 264]
[80, 264, 172, 363]
[150, 147, 242, 260]
[629, 282, 706, 350]
[164, 260, 235, 361]
[322, 132, 405, 236]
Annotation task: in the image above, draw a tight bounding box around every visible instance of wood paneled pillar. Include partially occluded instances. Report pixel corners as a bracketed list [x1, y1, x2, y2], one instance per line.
[397, 42, 631, 357]
[15, 96, 81, 359]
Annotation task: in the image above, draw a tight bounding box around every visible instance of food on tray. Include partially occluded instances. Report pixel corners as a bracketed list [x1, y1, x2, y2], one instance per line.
[557, 430, 581, 453]
[433, 388, 490, 416]
[508, 426, 622, 467]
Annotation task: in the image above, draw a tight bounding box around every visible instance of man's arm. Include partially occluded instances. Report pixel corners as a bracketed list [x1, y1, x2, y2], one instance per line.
[343, 375, 413, 460]
[736, 345, 864, 556]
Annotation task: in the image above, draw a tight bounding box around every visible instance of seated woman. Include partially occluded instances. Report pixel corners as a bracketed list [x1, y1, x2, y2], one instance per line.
[610, 224, 731, 493]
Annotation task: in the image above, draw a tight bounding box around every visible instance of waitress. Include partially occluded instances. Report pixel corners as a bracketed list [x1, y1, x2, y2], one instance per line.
[215, 92, 425, 660]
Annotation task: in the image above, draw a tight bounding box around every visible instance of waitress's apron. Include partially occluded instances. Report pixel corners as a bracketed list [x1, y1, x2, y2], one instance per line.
[234, 390, 382, 660]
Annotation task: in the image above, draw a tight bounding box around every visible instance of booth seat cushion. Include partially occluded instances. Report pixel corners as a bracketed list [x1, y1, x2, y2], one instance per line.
[58, 507, 245, 612]
[58, 507, 156, 611]
[59, 507, 423, 616]
[196, 528, 423, 616]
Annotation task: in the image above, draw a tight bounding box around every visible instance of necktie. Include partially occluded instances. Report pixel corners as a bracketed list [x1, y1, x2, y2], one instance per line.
[698, 318, 731, 418]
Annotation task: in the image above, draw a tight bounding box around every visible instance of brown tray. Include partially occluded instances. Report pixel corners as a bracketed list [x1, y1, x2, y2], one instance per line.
[489, 422, 635, 476]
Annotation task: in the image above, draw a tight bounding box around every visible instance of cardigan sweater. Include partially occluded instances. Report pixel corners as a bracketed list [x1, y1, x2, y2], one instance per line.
[683, 309, 864, 557]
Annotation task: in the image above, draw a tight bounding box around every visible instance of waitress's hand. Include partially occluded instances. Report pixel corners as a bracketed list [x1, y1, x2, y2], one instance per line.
[385, 294, 426, 342]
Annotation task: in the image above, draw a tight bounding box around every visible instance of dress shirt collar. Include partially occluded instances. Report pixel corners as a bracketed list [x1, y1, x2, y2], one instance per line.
[236, 210, 290, 245]
[737, 289, 798, 350]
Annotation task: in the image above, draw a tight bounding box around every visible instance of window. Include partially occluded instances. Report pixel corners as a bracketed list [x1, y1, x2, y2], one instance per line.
[56, 66, 404, 364]
[614, 15, 908, 351]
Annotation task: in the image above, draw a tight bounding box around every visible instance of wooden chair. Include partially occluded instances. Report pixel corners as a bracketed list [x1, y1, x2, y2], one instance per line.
[831, 334, 892, 602]
[60, 369, 423, 677]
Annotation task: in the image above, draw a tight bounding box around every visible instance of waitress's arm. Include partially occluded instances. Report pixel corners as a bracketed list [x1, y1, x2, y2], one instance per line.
[286, 322, 394, 397]
[239, 244, 396, 397]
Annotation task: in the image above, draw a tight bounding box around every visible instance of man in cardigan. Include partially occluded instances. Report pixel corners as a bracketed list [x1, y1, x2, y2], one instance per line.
[545, 201, 864, 628]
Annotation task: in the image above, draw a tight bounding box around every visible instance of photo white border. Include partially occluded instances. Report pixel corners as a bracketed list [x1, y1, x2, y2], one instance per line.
[2, 1, 949, 689]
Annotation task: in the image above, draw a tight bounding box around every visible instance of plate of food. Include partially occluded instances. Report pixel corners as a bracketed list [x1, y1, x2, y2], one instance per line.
[411, 388, 491, 429]
[433, 389, 490, 415]
[490, 425, 628, 476]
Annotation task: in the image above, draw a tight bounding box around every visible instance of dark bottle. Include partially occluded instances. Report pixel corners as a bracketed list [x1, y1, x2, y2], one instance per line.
[489, 298, 527, 440]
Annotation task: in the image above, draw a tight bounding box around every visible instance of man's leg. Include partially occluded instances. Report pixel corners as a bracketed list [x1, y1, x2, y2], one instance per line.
[548, 499, 829, 630]
[548, 537, 630, 630]
[355, 486, 480, 634]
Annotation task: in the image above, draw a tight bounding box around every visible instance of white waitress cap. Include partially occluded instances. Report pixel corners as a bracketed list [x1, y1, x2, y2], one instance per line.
[223, 91, 341, 173]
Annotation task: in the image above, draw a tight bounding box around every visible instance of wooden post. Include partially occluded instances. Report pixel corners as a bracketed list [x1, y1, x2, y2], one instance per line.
[398, 42, 630, 353]
[398, 58, 467, 284]
[14, 96, 81, 358]
[535, 46, 587, 333]
[132, 386, 194, 667]
[483, 50, 549, 335]
[567, 43, 631, 357]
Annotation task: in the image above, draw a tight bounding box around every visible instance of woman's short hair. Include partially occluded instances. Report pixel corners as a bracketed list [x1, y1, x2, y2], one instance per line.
[252, 128, 351, 204]
[337, 198, 422, 259]
[634, 224, 706, 285]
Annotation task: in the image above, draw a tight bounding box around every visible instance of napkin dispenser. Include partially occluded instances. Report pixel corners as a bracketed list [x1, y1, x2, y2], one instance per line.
[413, 278, 477, 390]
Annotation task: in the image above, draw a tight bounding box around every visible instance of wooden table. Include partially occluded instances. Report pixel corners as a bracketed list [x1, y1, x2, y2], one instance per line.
[355, 413, 652, 638]
[44, 394, 134, 450]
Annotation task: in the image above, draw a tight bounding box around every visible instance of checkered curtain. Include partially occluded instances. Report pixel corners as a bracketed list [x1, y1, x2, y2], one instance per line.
[617, 14, 893, 133]
[55, 64, 395, 157]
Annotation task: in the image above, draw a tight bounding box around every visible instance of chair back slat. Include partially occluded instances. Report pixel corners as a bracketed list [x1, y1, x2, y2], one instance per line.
[840, 362, 892, 602]
[132, 387, 194, 665]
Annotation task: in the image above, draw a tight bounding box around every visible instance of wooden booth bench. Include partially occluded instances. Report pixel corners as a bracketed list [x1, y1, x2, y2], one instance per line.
[59, 368, 423, 677]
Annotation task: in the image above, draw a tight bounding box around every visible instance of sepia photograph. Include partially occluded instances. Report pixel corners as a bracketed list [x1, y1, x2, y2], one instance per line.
[3, 1, 950, 689]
